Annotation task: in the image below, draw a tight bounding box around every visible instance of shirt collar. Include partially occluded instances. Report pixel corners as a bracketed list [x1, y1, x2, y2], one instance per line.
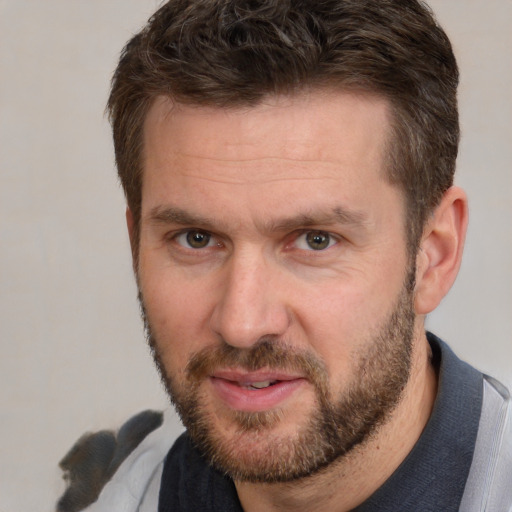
[354, 332, 483, 511]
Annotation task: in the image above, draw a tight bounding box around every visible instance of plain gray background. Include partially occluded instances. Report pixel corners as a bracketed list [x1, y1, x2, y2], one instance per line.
[0, 1, 510, 510]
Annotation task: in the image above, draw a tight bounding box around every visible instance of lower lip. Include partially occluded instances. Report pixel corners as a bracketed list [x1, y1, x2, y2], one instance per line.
[210, 377, 306, 412]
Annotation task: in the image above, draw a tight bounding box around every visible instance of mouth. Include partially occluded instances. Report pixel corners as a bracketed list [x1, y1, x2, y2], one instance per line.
[244, 380, 278, 390]
[209, 370, 306, 412]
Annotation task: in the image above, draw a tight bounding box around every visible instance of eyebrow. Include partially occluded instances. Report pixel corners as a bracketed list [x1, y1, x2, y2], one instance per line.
[147, 205, 368, 233]
[149, 206, 216, 229]
[265, 207, 368, 232]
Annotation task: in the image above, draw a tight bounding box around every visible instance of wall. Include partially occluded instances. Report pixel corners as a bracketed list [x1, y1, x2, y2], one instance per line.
[0, 1, 510, 510]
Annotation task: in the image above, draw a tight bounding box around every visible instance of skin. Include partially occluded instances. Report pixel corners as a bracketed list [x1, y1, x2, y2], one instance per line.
[128, 90, 468, 511]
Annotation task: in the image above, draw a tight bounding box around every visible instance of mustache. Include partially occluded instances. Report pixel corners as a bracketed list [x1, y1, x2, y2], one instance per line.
[185, 337, 328, 388]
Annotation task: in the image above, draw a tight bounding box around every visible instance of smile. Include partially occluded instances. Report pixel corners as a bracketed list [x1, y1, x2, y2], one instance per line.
[245, 380, 277, 389]
[209, 371, 306, 412]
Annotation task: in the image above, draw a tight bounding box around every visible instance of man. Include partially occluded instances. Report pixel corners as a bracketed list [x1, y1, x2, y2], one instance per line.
[57, 0, 512, 510]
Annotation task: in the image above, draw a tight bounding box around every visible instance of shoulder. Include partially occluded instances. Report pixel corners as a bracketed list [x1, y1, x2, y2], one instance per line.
[56, 410, 164, 512]
[460, 376, 512, 511]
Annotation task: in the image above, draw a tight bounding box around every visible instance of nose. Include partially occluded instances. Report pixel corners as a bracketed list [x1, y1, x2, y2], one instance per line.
[209, 251, 291, 348]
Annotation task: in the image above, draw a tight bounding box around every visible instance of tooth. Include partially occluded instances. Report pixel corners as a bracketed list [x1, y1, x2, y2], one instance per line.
[248, 381, 273, 389]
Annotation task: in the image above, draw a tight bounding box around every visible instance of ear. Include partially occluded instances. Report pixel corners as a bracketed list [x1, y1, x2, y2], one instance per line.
[125, 207, 138, 270]
[414, 186, 468, 315]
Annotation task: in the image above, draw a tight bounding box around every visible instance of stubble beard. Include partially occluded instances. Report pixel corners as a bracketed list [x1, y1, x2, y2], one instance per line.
[141, 268, 416, 483]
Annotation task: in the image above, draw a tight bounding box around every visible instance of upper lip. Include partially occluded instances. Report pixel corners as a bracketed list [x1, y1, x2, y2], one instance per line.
[211, 369, 305, 385]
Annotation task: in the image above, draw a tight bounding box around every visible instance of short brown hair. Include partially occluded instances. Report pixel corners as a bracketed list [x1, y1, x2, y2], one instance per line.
[108, 0, 459, 253]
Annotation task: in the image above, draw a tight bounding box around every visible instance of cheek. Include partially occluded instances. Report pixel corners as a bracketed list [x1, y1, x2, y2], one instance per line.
[139, 264, 218, 367]
[293, 275, 402, 377]
[296, 280, 376, 334]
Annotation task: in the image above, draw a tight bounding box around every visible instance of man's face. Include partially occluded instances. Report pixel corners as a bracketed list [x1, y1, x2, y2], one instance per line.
[136, 91, 418, 482]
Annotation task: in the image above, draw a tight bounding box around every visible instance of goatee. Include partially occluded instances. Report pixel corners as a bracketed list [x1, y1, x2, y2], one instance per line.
[142, 269, 416, 483]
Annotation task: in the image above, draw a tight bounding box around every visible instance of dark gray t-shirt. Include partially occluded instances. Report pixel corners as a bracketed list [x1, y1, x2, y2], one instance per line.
[158, 333, 483, 511]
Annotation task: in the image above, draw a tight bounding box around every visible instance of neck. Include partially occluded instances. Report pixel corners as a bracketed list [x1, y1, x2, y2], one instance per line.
[235, 328, 438, 512]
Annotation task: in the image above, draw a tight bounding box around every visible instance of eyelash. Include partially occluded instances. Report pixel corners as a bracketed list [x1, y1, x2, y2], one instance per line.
[172, 230, 221, 250]
[169, 229, 340, 253]
[292, 230, 338, 251]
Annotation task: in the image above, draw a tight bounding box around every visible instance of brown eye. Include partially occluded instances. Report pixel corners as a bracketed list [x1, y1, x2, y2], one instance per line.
[185, 230, 211, 248]
[305, 231, 331, 250]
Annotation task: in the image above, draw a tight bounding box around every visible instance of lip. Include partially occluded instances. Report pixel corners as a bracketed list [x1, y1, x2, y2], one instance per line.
[210, 370, 306, 412]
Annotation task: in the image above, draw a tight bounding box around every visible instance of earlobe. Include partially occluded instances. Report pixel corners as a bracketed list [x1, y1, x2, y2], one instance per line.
[414, 186, 468, 315]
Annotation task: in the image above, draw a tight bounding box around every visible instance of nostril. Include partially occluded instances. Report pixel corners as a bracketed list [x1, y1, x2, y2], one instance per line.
[209, 260, 291, 347]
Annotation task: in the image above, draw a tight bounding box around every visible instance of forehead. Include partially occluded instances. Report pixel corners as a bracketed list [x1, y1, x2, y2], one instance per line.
[140, 90, 407, 252]
[142, 90, 392, 186]
[138, 91, 406, 242]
